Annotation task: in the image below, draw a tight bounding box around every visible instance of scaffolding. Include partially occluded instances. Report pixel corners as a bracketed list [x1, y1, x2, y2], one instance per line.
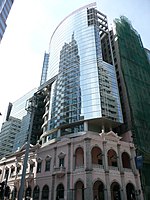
[115, 16, 150, 200]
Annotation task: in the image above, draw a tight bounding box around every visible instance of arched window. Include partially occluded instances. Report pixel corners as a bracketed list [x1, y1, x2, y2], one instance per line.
[25, 186, 32, 200]
[107, 149, 118, 167]
[111, 182, 121, 200]
[56, 184, 64, 200]
[91, 146, 103, 165]
[122, 152, 131, 168]
[75, 181, 84, 200]
[33, 185, 40, 200]
[41, 185, 49, 200]
[93, 180, 104, 200]
[126, 183, 136, 200]
[75, 147, 84, 168]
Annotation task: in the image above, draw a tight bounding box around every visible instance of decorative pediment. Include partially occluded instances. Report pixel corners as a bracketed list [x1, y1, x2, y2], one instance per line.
[100, 131, 122, 142]
[36, 157, 42, 163]
[10, 165, 15, 169]
[58, 152, 66, 158]
[45, 155, 52, 161]
[19, 143, 34, 152]
[29, 159, 35, 165]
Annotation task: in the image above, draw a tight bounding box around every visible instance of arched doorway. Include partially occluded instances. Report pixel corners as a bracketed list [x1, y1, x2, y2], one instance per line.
[108, 149, 118, 167]
[41, 185, 49, 200]
[91, 146, 103, 166]
[11, 186, 17, 200]
[93, 180, 104, 200]
[75, 181, 84, 200]
[56, 184, 64, 200]
[25, 186, 32, 200]
[33, 185, 40, 200]
[5, 185, 10, 199]
[126, 183, 136, 200]
[111, 182, 121, 200]
[75, 147, 84, 168]
[122, 152, 131, 169]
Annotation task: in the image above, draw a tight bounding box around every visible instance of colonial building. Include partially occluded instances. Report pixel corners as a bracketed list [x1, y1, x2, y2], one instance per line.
[0, 131, 143, 200]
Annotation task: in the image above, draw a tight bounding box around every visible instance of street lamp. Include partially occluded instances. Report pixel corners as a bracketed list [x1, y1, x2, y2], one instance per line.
[18, 96, 37, 200]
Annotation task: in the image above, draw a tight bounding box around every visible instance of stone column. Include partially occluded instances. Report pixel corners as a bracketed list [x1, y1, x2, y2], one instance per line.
[120, 174, 127, 200]
[84, 138, 92, 171]
[51, 174, 55, 200]
[102, 141, 108, 172]
[84, 121, 88, 132]
[105, 173, 111, 200]
[117, 143, 127, 200]
[51, 147, 57, 200]
[67, 143, 73, 200]
[84, 138, 93, 199]
[102, 140, 111, 199]
[53, 147, 57, 167]
[117, 143, 123, 172]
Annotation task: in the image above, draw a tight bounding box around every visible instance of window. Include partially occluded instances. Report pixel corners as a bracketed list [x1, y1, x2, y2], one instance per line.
[5, 168, 9, 179]
[10, 166, 15, 177]
[37, 162, 42, 173]
[59, 158, 64, 167]
[45, 160, 51, 171]
[30, 164, 34, 173]
[17, 165, 21, 174]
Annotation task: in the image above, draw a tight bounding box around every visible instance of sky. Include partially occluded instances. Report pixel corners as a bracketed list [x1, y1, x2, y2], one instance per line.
[0, 0, 150, 128]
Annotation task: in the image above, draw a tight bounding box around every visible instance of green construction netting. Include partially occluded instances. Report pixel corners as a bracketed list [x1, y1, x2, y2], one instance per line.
[115, 16, 150, 200]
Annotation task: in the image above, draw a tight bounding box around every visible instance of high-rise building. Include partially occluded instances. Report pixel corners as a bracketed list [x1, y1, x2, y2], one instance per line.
[11, 88, 37, 151]
[0, 3, 145, 200]
[102, 16, 150, 200]
[0, 88, 37, 154]
[115, 18, 150, 200]
[0, 0, 14, 42]
[0, 116, 21, 158]
[40, 52, 49, 86]
[40, 2, 123, 143]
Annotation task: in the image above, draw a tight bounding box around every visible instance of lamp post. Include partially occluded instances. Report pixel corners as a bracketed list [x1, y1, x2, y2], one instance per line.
[18, 96, 37, 200]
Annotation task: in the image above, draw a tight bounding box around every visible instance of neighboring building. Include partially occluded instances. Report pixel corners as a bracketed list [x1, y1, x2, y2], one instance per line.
[40, 52, 49, 86]
[145, 48, 150, 63]
[11, 88, 37, 151]
[113, 17, 150, 200]
[40, 2, 123, 144]
[0, 88, 37, 153]
[0, 116, 21, 159]
[0, 131, 144, 200]
[0, 0, 14, 42]
[101, 16, 150, 199]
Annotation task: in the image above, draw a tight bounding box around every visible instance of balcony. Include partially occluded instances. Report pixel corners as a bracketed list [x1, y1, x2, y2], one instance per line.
[26, 172, 34, 179]
[53, 166, 66, 178]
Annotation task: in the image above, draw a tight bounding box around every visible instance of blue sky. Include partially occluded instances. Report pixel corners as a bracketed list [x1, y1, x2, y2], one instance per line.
[0, 0, 150, 127]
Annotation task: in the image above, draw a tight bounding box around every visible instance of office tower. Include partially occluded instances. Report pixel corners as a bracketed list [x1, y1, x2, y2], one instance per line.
[0, 116, 21, 158]
[40, 52, 49, 86]
[0, 0, 14, 42]
[40, 2, 123, 142]
[11, 88, 37, 151]
[0, 88, 37, 153]
[0, 4, 144, 200]
[102, 16, 150, 200]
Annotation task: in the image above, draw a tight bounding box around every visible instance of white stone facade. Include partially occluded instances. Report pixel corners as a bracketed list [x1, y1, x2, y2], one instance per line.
[0, 131, 143, 200]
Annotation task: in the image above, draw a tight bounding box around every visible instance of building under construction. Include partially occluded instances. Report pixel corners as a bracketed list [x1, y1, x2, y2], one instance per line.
[102, 16, 150, 200]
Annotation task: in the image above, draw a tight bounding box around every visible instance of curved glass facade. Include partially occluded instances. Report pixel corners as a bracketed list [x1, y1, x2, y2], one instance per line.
[46, 4, 123, 132]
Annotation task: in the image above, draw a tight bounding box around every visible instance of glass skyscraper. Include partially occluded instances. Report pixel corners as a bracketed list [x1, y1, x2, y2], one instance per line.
[41, 3, 123, 142]
[0, 0, 14, 42]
